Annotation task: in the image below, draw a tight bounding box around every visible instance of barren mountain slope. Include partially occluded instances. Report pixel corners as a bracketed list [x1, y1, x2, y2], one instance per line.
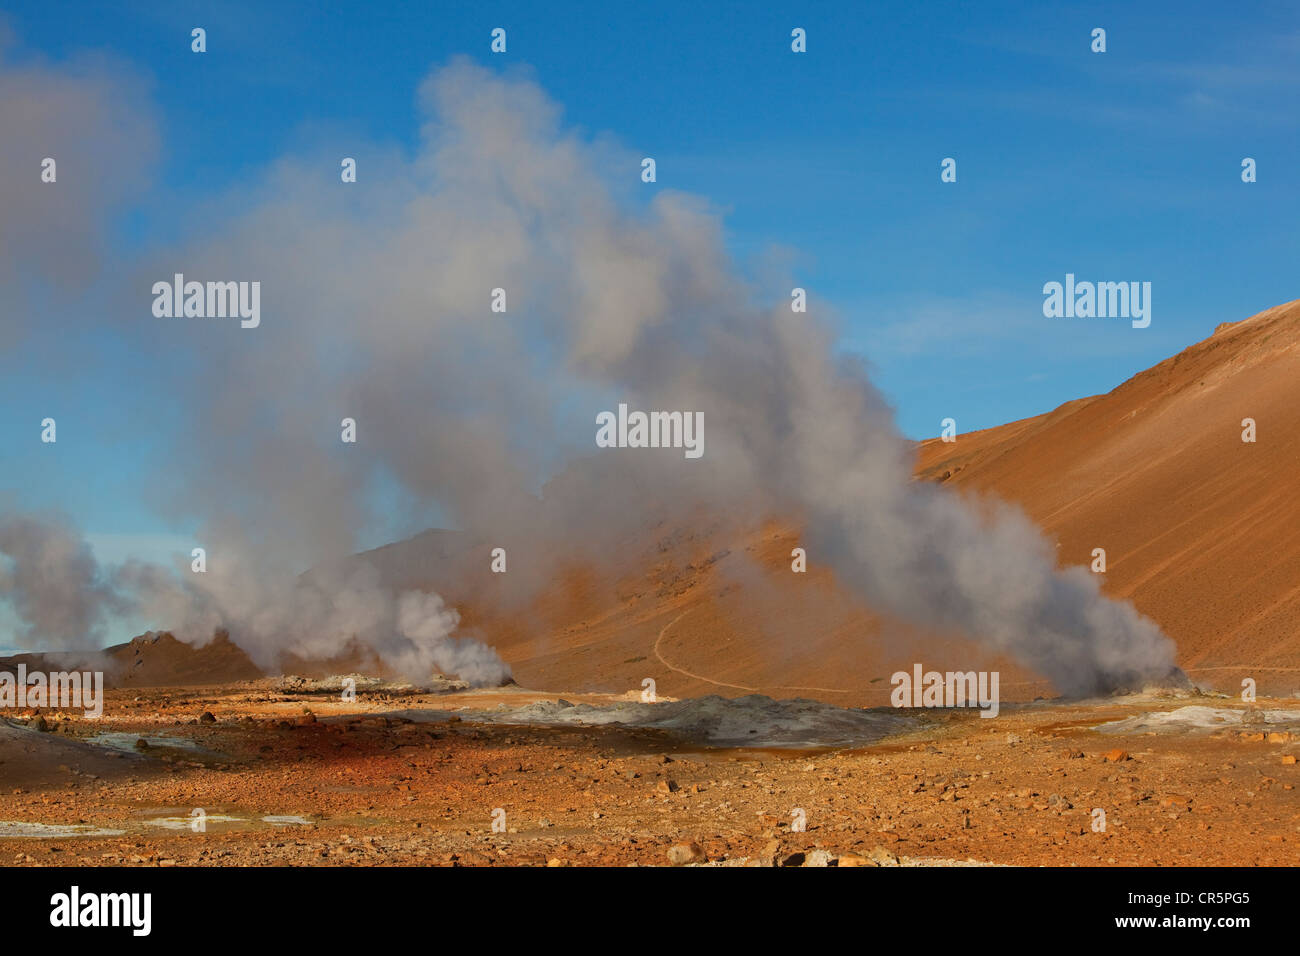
[918, 299, 1300, 691]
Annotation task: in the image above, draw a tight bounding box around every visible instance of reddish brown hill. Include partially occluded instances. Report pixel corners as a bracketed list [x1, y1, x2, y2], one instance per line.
[107, 631, 265, 686]
[917, 298, 1300, 693]
[0, 631, 263, 688]
[446, 300, 1300, 700]
[347, 519, 1034, 707]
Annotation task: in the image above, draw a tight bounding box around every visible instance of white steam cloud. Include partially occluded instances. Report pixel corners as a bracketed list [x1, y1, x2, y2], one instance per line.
[0, 57, 1176, 694]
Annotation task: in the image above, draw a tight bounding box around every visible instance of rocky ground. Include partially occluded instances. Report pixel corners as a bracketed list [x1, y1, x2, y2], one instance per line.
[1, 681, 1298, 866]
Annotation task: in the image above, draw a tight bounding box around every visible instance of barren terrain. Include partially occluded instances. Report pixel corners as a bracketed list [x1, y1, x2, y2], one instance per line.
[2, 682, 1297, 866]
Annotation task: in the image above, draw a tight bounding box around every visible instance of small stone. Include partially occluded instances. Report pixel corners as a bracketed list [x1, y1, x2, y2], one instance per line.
[755, 839, 782, 867]
[667, 841, 706, 866]
[1103, 749, 1129, 763]
[199, 712, 216, 724]
[867, 846, 899, 866]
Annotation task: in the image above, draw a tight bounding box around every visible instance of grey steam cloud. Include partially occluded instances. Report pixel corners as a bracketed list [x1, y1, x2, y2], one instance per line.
[0, 515, 128, 652]
[0, 56, 1175, 694]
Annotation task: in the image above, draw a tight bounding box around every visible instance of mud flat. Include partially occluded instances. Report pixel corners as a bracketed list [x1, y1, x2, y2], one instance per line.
[420, 694, 921, 749]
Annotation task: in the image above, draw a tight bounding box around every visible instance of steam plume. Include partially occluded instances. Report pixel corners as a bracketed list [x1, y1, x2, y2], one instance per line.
[0, 58, 1175, 694]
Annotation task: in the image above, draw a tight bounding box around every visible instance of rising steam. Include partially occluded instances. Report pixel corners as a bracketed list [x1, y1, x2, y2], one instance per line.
[0, 57, 1175, 693]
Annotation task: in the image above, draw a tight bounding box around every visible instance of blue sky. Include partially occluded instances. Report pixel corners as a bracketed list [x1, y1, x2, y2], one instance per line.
[1, 0, 1297, 606]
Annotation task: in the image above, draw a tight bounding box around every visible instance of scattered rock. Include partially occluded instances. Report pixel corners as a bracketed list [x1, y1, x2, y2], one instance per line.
[867, 846, 899, 866]
[754, 839, 782, 866]
[667, 841, 706, 866]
